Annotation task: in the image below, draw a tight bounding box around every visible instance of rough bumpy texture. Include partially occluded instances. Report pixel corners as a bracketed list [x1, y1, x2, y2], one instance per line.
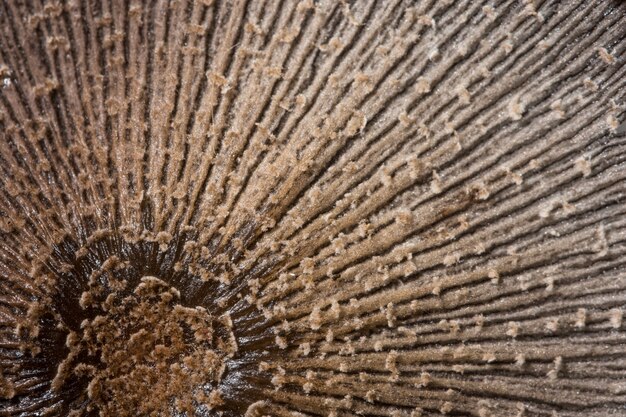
[0, 0, 625, 416]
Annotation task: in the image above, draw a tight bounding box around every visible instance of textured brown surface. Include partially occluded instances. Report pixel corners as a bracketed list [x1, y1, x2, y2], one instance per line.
[0, 0, 625, 416]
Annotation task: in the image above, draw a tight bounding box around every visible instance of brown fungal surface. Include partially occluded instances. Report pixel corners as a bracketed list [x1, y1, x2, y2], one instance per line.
[1, 0, 626, 416]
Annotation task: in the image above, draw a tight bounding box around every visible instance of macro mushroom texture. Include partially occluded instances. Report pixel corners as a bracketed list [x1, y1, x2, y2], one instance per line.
[1, 0, 626, 416]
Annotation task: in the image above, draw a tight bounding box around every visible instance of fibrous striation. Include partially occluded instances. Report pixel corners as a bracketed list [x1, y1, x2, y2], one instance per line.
[1, 0, 626, 416]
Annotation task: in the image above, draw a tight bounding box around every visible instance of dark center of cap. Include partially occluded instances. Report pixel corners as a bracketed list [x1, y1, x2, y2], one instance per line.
[51, 276, 233, 414]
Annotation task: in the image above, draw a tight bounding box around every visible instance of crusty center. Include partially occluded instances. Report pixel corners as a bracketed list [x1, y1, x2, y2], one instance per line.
[52, 276, 227, 416]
